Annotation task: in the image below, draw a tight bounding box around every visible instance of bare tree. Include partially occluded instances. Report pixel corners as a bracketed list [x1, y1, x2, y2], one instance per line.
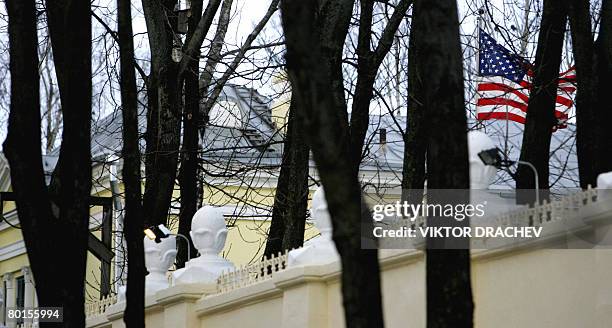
[39, 40, 62, 154]
[176, 0, 207, 268]
[4, 0, 93, 326]
[264, 95, 310, 257]
[281, 0, 385, 327]
[401, 4, 426, 205]
[176, 0, 280, 265]
[569, 0, 612, 188]
[117, 0, 146, 325]
[348, 0, 412, 173]
[594, 0, 612, 174]
[516, 0, 569, 204]
[409, 1, 474, 327]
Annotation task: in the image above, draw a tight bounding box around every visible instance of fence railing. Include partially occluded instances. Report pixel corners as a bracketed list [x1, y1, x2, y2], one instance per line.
[216, 251, 289, 294]
[85, 294, 117, 319]
[16, 323, 37, 328]
[386, 187, 601, 230]
[491, 187, 599, 228]
[84, 252, 290, 319]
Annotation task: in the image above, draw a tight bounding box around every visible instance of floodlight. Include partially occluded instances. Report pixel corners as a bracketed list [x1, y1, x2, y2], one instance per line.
[143, 224, 191, 261]
[478, 148, 503, 168]
[143, 224, 171, 243]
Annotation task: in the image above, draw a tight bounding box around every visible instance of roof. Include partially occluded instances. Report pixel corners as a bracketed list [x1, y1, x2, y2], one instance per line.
[23, 87, 581, 193]
[42, 84, 405, 174]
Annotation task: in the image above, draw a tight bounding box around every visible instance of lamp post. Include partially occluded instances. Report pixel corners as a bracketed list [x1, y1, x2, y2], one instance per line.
[517, 160, 539, 205]
[478, 147, 540, 205]
[144, 224, 191, 262]
[172, 233, 191, 262]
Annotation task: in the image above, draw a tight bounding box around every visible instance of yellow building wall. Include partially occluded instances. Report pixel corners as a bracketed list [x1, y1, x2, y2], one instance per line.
[1, 176, 385, 300]
[0, 255, 29, 278]
[0, 199, 29, 278]
[0, 226, 23, 247]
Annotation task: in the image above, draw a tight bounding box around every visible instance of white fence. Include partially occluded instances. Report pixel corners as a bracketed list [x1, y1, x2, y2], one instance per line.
[16, 323, 37, 328]
[84, 252, 289, 319]
[85, 294, 117, 319]
[491, 187, 599, 228]
[216, 251, 289, 294]
[397, 187, 600, 229]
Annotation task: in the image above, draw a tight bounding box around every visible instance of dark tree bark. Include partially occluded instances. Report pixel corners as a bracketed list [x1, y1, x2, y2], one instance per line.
[4, 0, 54, 320]
[410, 1, 474, 327]
[348, 0, 412, 174]
[5, 0, 92, 326]
[145, 0, 274, 264]
[281, 1, 385, 327]
[45, 0, 93, 323]
[401, 9, 427, 204]
[569, 0, 599, 188]
[40, 0, 93, 324]
[516, 0, 569, 204]
[117, 0, 146, 325]
[593, 0, 612, 176]
[176, 0, 206, 269]
[141, 0, 182, 227]
[141, 0, 222, 228]
[198, 0, 233, 90]
[264, 97, 310, 257]
[177, 0, 223, 80]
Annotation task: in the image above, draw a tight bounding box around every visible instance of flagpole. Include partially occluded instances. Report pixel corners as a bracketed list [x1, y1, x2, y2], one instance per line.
[475, 7, 483, 127]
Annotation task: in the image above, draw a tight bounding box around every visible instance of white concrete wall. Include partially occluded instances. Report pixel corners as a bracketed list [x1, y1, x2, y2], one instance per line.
[88, 247, 612, 328]
[87, 195, 612, 328]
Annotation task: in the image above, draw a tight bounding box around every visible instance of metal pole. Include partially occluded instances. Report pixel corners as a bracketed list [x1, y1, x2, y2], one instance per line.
[517, 160, 539, 205]
[172, 233, 191, 262]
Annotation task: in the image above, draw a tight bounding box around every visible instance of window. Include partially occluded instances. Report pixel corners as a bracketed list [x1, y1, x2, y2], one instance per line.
[209, 100, 243, 128]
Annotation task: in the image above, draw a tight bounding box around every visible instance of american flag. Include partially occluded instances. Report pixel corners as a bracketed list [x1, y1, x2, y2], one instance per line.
[476, 29, 576, 129]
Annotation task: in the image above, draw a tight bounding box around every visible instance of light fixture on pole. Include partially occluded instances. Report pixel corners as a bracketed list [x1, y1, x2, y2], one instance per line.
[478, 147, 540, 205]
[144, 224, 191, 262]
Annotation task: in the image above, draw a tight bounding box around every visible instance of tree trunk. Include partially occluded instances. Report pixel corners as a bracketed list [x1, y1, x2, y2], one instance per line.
[264, 97, 310, 257]
[411, 1, 474, 327]
[569, 0, 599, 188]
[117, 0, 146, 325]
[44, 0, 93, 325]
[516, 0, 568, 204]
[401, 9, 427, 204]
[5, 0, 93, 326]
[198, 0, 233, 92]
[348, 0, 376, 174]
[281, 1, 385, 327]
[594, 0, 612, 175]
[141, 0, 181, 227]
[177, 0, 205, 269]
[4, 0, 56, 323]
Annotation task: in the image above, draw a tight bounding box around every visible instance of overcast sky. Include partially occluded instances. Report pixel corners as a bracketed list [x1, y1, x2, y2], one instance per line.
[0, 0, 600, 149]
